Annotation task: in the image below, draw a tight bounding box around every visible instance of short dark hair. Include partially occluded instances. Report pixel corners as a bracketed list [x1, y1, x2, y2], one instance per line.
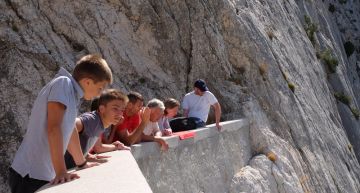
[128, 91, 144, 104]
[90, 97, 100, 111]
[91, 89, 128, 111]
[164, 98, 180, 115]
[73, 54, 113, 84]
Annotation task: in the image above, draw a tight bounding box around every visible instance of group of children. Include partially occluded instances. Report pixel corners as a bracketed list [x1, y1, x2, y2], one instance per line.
[9, 55, 180, 193]
[9, 54, 222, 193]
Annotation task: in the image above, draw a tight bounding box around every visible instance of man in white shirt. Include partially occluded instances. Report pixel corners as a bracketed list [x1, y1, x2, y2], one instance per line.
[141, 99, 169, 151]
[182, 79, 222, 130]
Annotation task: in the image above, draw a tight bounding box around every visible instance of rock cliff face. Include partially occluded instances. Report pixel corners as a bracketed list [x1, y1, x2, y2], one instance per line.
[1, 0, 360, 192]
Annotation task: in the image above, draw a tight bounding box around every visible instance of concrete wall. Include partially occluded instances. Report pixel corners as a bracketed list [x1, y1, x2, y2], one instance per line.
[35, 119, 250, 193]
[133, 119, 251, 193]
[37, 151, 153, 193]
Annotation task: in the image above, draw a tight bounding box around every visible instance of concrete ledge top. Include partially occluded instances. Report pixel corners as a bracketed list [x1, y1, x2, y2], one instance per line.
[131, 119, 249, 160]
[37, 151, 153, 193]
[36, 119, 249, 193]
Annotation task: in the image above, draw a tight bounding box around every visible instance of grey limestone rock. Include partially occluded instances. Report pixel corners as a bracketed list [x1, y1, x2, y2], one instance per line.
[1, 0, 360, 192]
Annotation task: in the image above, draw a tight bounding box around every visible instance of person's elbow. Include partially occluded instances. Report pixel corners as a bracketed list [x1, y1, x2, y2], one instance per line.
[122, 136, 136, 146]
[128, 136, 142, 146]
[183, 109, 189, 117]
[125, 139, 134, 146]
[92, 144, 102, 154]
[214, 103, 221, 111]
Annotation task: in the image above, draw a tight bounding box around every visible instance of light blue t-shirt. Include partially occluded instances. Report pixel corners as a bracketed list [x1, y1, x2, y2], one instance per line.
[158, 116, 170, 132]
[11, 67, 84, 181]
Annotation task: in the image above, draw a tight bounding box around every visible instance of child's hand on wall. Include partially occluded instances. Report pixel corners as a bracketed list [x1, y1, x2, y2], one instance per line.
[51, 172, 80, 185]
[86, 154, 109, 163]
[112, 141, 130, 150]
[163, 128, 173, 136]
[154, 137, 169, 151]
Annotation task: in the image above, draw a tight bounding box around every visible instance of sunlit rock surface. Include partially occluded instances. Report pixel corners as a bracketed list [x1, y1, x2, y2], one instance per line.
[1, 0, 360, 192]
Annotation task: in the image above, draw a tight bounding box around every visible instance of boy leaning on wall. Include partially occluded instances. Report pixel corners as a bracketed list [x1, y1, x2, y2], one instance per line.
[64, 89, 131, 169]
[9, 54, 112, 193]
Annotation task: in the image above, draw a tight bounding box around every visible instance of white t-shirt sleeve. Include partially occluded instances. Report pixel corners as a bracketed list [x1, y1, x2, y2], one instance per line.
[206, 92, 218, 105]
[48, 77, 71, 107]
[182, 95, 189, 110]
[143, 122, 161, 136]
[153, 122, 160, 135]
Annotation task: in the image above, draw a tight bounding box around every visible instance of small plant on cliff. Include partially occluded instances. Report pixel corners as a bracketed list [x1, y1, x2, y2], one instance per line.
[304, 15, 318, 45]
[267, 30, 275, 40]
[299, 175, 309, 184]
[344, 41, 355, 57]
[350, 107, 360, 120]
[279, 69, 295, 92]
[259, 63, 268, 80]
[333, 92, 359, 120]
[334, 92, 351, 106]
[288, 82, 295, 93]
[319, 49, 339, 73]
[299, 175, 311, 193]
[267, 152, 277, 162]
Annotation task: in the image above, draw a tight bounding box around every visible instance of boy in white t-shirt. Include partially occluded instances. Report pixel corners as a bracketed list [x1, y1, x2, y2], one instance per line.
[182, 79, 222, 130]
